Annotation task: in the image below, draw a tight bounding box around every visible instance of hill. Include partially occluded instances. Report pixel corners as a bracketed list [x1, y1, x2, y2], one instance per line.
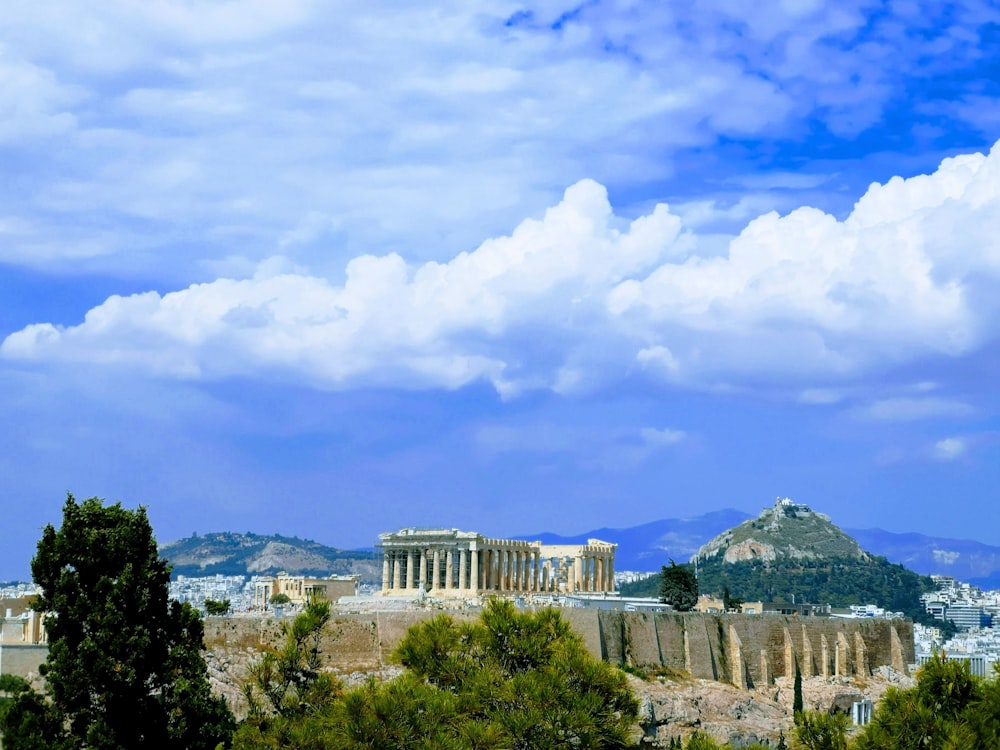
[695, 498, 868, 564]
[160, 532, 380, 583]
[621, 498, 935, 621]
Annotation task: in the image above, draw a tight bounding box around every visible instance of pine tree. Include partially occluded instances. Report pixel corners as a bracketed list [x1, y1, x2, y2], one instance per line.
[0, 495, 234, 750]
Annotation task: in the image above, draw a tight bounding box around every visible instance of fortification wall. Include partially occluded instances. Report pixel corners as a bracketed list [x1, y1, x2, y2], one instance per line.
[202, 609, 914, 686]
[0, 644, 47, 680]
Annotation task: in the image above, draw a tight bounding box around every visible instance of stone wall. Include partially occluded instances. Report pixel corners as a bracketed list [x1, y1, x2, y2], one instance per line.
[203, 609, 914, 686]
[593, 612, 914, 685]
[0, 644, 47, 680]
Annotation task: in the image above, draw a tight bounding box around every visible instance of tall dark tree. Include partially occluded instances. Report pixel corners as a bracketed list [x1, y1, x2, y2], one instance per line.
[659, 560, 698, 612]
[793, 666, 804, 717]
[1, 494, 234, 750]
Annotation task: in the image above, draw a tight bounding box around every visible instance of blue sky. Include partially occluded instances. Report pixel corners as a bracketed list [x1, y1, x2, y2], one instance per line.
[2, 1, 1000, 578]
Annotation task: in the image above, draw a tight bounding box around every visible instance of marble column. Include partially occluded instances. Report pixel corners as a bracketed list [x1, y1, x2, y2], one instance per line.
[470, 547, 479, 593]
[382, 552, 390, 591]
[445, 548, 454, 590]
[432, 548, 441, 590]
[407, 550, 416, 590]
[458, 548, 467, 590]
[392, 552, 401, 591]
[417, 549, 426, 590]
[607, 554, 614, 592]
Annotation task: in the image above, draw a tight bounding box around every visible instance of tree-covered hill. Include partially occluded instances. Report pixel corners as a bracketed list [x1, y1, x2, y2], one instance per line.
[620, 499, 935, 622]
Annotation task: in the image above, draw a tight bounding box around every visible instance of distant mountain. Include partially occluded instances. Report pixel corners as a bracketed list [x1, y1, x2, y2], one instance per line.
[845, 528, 1000, 590]
[520, 508, 752, 571]
[160, 532, 380, 583]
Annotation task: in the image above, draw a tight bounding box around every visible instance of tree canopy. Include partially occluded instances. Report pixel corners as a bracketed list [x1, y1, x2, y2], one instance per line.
[205, 598, 231, 616]
[0, 494, 234, 750]
[659, 560, 698, 611]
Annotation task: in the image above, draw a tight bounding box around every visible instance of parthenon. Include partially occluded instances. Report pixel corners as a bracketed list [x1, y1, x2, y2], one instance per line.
[378, 528, 617, 597]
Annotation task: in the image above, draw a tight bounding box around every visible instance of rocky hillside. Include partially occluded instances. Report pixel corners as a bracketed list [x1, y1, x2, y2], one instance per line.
[694, 498, 868, 565]
[160, 532, 380, 583]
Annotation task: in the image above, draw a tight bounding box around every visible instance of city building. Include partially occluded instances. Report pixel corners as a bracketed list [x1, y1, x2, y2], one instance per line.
[944, 603, 992, 631]
[252, 573, 361, 608]
[377, 528, 617, 597]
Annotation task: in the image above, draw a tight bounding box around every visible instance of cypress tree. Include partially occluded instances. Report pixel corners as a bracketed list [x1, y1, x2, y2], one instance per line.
[793, 665, 804, 720]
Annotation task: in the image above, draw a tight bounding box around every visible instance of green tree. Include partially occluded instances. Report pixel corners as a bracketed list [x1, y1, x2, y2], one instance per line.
[0, 494, 234, 750]
[268, 593, 291, 606]
[233, 600, 343, 749]
[205, 599, 231, 616]
[852, 654, 999, 750]
[659, 560, 698, 612]
[793, 711, 848, 750]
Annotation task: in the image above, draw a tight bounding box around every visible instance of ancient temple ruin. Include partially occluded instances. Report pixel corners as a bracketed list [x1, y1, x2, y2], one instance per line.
[378, 527, 617, 597]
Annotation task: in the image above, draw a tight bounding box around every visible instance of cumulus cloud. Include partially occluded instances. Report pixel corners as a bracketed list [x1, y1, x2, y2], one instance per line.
[2, 180, 683, 391]
[4, 142, 1000, 395]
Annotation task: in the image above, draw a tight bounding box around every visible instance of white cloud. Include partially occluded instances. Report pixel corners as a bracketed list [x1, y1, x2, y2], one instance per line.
[1, 181, 683, 390]
[932, 437, 967, 461]
[854, 398, 975, 423]
[0, 47, 79, 142]
[797, 388, 845, 405]
[611, 143, 1000, 384]
[5, 142, 1000, 394]
[640, 427, 687, 447]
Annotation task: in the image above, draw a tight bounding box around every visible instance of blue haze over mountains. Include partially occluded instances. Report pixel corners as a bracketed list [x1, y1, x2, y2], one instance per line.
[523, 511, 1000, 590]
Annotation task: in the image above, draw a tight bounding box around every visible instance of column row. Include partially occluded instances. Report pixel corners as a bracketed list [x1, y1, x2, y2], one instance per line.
[382, 546, 482, 593]
[569, 552, 615, 593]
[381, 547, 616, 594]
